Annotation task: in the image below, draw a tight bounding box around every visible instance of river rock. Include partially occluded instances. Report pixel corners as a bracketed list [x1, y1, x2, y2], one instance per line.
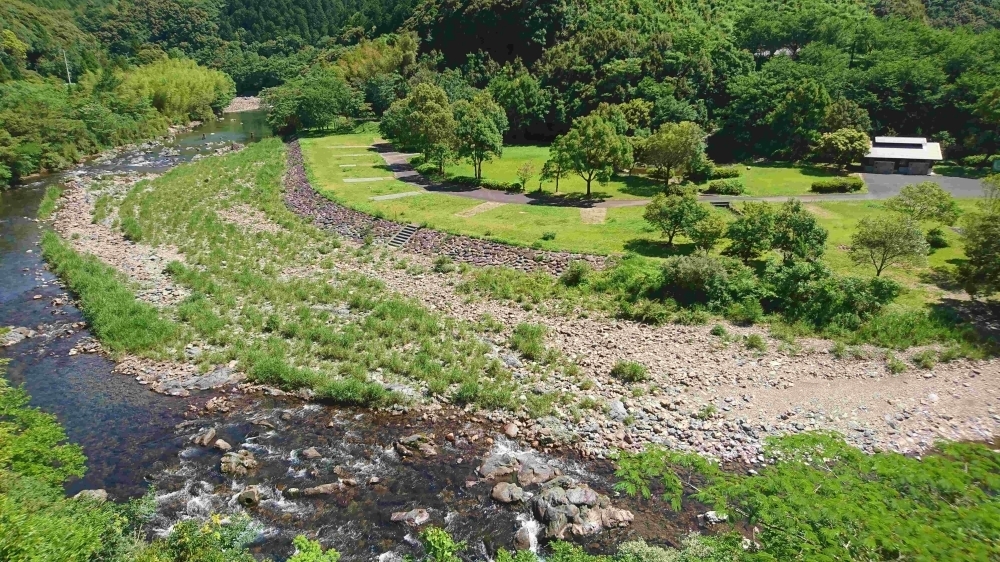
[491, 482, 525, 503]
[301, 447, 322, 460]
[74, 489, 108, 502]
[1, 327, 36, 347]
[391, 508, 430, 526]
[237, 486, 261, 507]
[192, 427, 216, 446]
[214, 439, 232, 451]
[514, 526, 534, 551]
[220, 450, 257, 476]
[479, 453, 520, 479]
[532, 477, 632, 538]
[517, 457, 558, 486]
[503, 423, 519, 438]
[698, 510, 728, 525]
[304, 482, 345, 495]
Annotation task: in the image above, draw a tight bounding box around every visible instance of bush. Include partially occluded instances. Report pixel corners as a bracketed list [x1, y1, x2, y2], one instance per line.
[659, 255, 760, 308]
[610, 361, 648, 383]
[725, 298, 764, 325]
[559, 260, 591, 286]
[926, 227, 949, 249]
[711, 165, 743, 179]
[961, 154, 990, 168]
[541, 231, 557, 241]
[705, 177, 745, 195]
[811, 177, 865, 193]
[509, 323, 548, 361]
[710, 324, 727, 337]
[745, 333, 767, 351]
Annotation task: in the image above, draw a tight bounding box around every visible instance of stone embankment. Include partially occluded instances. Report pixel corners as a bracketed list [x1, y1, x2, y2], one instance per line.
[284, 140, 604, 275]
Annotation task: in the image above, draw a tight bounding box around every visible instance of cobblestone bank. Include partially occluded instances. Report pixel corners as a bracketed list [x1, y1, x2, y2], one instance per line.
[283, 140, 605, 275]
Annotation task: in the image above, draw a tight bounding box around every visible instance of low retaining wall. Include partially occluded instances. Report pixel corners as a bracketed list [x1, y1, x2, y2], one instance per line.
[283, 140, 605, 275]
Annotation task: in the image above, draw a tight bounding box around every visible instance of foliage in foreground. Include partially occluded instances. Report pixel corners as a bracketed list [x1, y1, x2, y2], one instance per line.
[613, 433, 1000, 561]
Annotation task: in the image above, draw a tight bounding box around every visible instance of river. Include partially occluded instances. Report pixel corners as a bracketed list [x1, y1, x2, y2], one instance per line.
[0, 113, 688, 560]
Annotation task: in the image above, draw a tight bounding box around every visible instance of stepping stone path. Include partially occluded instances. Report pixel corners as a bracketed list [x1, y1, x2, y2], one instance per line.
[580, 207, 607, 224]
[455, 201, 506, 218]
[339, 164, 357, 168]
[344, 177, 393, 183]
[331, 145, 375, 148]
[370, 191, 425, 201]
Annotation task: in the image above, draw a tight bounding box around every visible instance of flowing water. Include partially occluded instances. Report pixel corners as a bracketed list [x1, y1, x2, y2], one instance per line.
[0, 113, 691, 560]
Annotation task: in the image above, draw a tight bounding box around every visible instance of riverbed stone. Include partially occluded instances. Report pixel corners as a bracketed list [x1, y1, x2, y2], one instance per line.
[503, 423, 519, 438]
[514, 526, 534, 551]
[214, 439, 232, 451]
[491, 482, 525, 504]
[301, 447, 322, 460]
[192, 427, 216, 446]
[237, 486, 261, 507]
[304, 482, 345, 495]
[391, 508, 430, 526]
[517, 457, 558, 486]
[220, 450, 257, 476]
[565, 485, 599, 506]
[478, 453, 520, 479]
[74, 489, 108, 502]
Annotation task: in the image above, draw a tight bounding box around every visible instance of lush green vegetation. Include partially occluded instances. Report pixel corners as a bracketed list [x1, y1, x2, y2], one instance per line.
[40, 232, 180, 355]
[613, 432, 1000, 561]
[0, 0, 234, 189]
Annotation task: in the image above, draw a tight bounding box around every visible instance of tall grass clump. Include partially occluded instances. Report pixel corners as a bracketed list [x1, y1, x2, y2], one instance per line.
[509, 323, 547, 361]
[610, 361, 648, 383]
[36, 186, 64, 219]
[40, 231, 177, 354]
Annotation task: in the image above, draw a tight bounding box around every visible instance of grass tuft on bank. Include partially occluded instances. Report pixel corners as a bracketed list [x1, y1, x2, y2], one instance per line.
[40, 231, 178, 354]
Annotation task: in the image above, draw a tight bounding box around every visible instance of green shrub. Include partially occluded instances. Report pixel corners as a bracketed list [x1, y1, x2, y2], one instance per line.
[710, 324, 727, 337]
[912, 349, 937, 369]
[660, 255, 760, 308]
[811, 177, 865, 193]
[541, 231, 557, 241]
[705, 177, 745, 195]
[559, 260, 591, 286]
[610, 361, 648, 383]
[887, 353, 907, 373]
[711, 165, 743, 179]
[673, 308, 709, 325]
[744, 333, 767, 351]
[119, 215, 143, 242]
[432, 256, 456, 273]
[617, 298, 675, 325]
[725, 298, 764, 325]
[926, 227, 949, 249]
[961, 154, 990, 168]
[288, 536, 341, 562]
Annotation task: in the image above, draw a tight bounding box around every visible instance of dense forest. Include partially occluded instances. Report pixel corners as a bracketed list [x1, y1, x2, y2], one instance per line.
[6, 0, 1000, 166]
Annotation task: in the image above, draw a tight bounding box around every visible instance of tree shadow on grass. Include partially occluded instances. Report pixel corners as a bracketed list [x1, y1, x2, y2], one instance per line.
[751, 161, 841, 178]
[623, 238, 696, 259]
[919, 265, 964, 293]
[929, 298, 1000, 353]
[618, 175, 667, 198]
[525, 190, 611, 207]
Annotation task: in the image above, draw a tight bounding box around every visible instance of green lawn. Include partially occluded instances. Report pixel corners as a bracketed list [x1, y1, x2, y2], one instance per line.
[300, 134, 712, 256]
[808, 200, 977, 306]
[695, 162, 859, 197]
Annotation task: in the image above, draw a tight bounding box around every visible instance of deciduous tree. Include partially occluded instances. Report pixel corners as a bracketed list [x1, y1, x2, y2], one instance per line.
[541, 136, 571, 193]
[452, 91, 508, 180]
[688, 212, 729, 255]
[724, 202, 776, 262]
[772, 199, 828, 261]
[814, 128, 869, 170]
[885, 181, 961, 225]
[850, 215, 928, 276]
[557, 114, 632, 196]
[637, 121, 706, 189]
[643, 193, 709, 246]
[959, 177, 1000, 297]
[380, 83, 456, 172]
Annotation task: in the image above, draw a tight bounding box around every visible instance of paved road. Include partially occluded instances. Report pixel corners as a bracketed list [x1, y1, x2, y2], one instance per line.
[377, 148, 986, 208]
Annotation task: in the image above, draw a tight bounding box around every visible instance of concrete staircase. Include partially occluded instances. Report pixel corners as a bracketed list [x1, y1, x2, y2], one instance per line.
[388, 224, 420, 248]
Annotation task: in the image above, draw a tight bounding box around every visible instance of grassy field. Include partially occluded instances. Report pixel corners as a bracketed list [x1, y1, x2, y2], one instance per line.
[694, 162, 854, 196]
[425, 144, 851, 199]
[300, 133, 710, 256]
[808, 200, 978, 306]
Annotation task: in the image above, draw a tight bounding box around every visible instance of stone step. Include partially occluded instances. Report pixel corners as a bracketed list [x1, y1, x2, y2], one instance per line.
[388, 224, 420, 247]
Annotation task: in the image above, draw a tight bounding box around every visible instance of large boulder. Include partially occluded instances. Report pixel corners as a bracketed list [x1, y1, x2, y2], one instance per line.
[237, 486, 261, 507]
[74, 489, 108, 502]
[479, 453, 521, 479]
[192, 427, 216, 446]
[516, 457, 558, 486]
[491, 482, 525, 504]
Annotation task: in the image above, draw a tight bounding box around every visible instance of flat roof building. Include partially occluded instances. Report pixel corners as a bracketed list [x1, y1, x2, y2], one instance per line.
[864, 137, 943, 175]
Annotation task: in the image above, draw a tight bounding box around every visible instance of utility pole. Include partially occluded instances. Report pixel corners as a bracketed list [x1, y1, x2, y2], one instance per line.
[62, 48, 72, 85]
